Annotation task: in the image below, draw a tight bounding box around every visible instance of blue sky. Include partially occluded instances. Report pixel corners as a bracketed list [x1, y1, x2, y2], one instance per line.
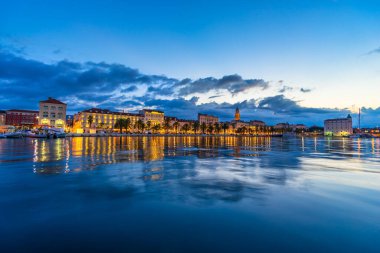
[1, 0, 380, 126]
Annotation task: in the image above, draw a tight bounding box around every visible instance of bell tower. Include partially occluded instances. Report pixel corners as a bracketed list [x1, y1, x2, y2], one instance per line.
[235, 107, 240, 121]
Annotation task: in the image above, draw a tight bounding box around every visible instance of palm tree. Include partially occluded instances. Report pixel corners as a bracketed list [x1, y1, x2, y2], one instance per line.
[207, 124, 214, 135]
[135, 119, 145, 133]
[214, 123, 221, 134]
[124, 118, 131, 133]
[87, 115, 94, 128]
[192, 121, 200, 134]
[173, 122, 179, 134]
[146, 120, 152, 131]
[201, 123, 207, 134]
[222, 122, 229, 135]
[114, 118, 124, 133]
[181, 124, 190, 134]
[163, 118, 172, 134]
[152, 124, 161, 134]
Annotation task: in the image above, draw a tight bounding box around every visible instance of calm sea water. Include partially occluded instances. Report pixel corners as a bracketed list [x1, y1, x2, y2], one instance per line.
[0, 136, 379, 253]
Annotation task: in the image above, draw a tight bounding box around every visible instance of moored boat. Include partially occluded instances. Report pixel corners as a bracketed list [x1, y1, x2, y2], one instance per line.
[4, 132, 23, 138]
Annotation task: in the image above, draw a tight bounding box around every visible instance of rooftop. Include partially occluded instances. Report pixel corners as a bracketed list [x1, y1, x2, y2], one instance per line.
[7, 109, 39, 113]
[40, 97, 66, 105]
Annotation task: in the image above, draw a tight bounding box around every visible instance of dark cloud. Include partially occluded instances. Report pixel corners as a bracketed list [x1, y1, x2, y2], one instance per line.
[176, 74, 269, 96]
[279, 86, 293, 93]
[1, 49, 378, 126]
[367, 47, 380, 55]
[300, 88, 312, 93]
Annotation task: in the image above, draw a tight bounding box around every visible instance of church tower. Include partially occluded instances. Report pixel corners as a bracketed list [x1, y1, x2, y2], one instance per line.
[235, 107, 240, 121]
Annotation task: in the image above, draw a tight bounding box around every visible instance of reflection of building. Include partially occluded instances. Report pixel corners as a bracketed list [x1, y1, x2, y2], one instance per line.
[6, 109, 39, 127]
[39, 97, 67, 128]
[198, 113, 219, 125]
[0, 110, 6, 125]
[73, 108, 143, 133]
[324, 115, 353, 136]
[139, 109, 164, 125]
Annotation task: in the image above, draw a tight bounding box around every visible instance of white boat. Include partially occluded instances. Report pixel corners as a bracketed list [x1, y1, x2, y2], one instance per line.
[4, 132, 23, 138]
[349, 133, 373, 139]
[25, 131, 48, 138]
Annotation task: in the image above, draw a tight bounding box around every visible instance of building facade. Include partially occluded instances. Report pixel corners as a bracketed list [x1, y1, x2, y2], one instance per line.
[6, 109, 39, 127]
[139, 109, 164, 125]
[73, 108, 143, 133]
[0, 110, 6, 126]
[249, 120, 265, 127]
[324, 115, 353, 136]
[198, 113, 219, 125]
[39, 97, 67, 128]
[234, 107, 240, 121]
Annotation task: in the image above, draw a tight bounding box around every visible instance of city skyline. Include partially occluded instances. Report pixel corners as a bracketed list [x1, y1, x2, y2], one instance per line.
[1, 0, 380, 126]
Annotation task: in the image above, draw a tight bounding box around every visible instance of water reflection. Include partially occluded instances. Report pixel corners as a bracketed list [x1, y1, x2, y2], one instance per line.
[1, 136, 380, 174]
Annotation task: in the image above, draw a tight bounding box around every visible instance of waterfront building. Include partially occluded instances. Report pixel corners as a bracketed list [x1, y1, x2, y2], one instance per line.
[234, 107, 240, 121]
[198, 113, 219, 125]
[0, 110, 6, 125]
[73, 108, 143, 133]
[5, 109, 39, 127]
[66, 115, 74, 128]
[39, 97, 67, 128]
[139, 109, 164, 125]
[274, 123, 291, 130]
[324, 115, 353, 136]
[249, 120, 266, 127]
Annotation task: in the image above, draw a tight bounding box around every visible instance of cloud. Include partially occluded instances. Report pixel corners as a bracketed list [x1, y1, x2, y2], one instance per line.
[300, 88, 312, 93]
[176, 74, 269, 96]
[279, 86, 293, 93]
[1, 48, 378, 126]
[367, 47, 380, 55]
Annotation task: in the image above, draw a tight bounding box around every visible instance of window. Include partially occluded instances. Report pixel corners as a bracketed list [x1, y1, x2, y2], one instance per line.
[43, 105, 48, 110]
[51, 112, 56, 118]
[43, 112, 48, 117]
[51, 106, 56, 110]
[57, 113, 63, 119]
[58, 107, 63, 111]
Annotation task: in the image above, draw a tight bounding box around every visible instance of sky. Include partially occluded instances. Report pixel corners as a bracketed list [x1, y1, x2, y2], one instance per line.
[1, 0, 380, 126]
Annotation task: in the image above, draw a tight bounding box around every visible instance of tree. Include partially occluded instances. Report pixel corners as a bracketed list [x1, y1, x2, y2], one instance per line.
[114, 118, 125, 133]
[135, 119, 145, 133]
[164, 118, 172, 134]
[214, 123, 221, 134]
[173, 122, 179, 134]
[192, 121, 200, 134]
[87, 115, 94, 128]
[152, 124, 161, 134]
[201, 123, 207, 134]
[124, 118, 131, 133]
[181, 124, 190, 134]
[222, 122, 229, 135]
[207, 124, 214, 135]
[146, 120, 152, 131]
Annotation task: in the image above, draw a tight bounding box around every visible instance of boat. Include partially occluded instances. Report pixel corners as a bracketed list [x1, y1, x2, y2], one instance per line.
[349, 133, 373, 139]
[25, 131, 48, 138]
[48, 128, 66, 138]
[4, 132, 23, 138]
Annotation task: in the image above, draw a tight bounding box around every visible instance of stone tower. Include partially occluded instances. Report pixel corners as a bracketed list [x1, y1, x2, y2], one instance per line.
[235, 107, 240, 121]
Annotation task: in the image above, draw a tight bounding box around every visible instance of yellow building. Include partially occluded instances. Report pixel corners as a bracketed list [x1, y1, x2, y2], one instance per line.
[139, 109, 164, 125]
[73, 108, 143, 133]
[39, 97, 67, 128]
[198, 113, 219, 125]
